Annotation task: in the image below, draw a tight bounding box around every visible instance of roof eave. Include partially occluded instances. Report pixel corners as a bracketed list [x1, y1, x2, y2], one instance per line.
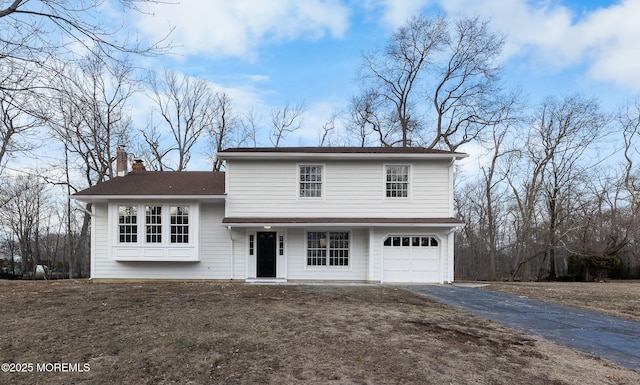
[223, 222, 464, 228]
[222, 218, 464, 228]
[218, 152, 468, 161]
[71, 194, 227, 203]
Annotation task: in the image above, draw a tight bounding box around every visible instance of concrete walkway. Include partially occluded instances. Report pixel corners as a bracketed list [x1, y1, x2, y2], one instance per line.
[402, 284, 640, 371]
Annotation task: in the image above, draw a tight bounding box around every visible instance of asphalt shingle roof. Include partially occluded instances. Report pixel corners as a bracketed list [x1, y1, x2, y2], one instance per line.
[219, 146, 464, 155]
[73, 171, 225, 197]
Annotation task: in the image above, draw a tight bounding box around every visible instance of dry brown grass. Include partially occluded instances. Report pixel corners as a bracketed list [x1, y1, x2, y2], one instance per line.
[0, 280, 638, 384]
[483, 280, 640, 322]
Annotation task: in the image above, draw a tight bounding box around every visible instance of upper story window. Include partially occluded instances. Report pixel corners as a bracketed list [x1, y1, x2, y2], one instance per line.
[118, 206, 138, 243]
[386, 165, 409, 198]
[299, 165, 323, 198]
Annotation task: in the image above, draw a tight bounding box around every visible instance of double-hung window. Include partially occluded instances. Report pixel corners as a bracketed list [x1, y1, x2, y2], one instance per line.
[306, 231, 349, 267]
[170, 206, 189, 243]
[117, 204, 191, 244]
[299, 165, 323, 198]
[118, 206, 138, 243]
[146, 206, 162, 243]
[386, 165, 409, 198]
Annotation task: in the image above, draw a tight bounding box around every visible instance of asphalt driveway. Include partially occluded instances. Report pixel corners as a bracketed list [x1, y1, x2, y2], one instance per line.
[402, 284, 640, 371]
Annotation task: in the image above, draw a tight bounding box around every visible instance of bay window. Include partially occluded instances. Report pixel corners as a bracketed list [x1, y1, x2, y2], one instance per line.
[116, 204, 192, 245]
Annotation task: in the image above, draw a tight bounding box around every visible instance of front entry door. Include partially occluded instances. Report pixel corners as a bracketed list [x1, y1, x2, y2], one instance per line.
[256, 232, 277, 278]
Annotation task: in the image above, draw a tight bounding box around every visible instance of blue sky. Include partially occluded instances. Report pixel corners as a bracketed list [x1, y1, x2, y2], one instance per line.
[117, 0, 640, 169]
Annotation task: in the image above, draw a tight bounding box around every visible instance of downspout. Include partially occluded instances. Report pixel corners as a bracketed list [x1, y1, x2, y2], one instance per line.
[227, 226, 234, 280]
[90, 204, 96, 280]
[448, 157, 459, 283]
[368, 227, 374, 282]
[446, 225, 464, 283]
[447, 227, 456, 283]
[449, 158, 456, 218]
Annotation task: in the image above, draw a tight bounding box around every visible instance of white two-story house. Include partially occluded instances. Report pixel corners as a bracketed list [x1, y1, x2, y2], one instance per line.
[72, 147, 467, 283]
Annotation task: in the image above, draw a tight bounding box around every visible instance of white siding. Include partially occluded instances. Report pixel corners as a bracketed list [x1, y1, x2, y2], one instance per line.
[372, 227, 451, 284]
[88, 154, 458, 282]
[93, 202, 233, 280]
[229, 227, 247, 280]
[92, 203, 109, 279]
[226, 159, 452, 218]
[285, 228, 369, 281]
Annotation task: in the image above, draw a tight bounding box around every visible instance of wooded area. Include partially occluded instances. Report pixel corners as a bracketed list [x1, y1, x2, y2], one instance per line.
[1, 4, 638, 281]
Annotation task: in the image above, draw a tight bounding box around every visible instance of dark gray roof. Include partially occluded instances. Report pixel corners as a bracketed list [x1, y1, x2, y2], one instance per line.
[219, 146, 464, 155]
[73, 171, 225, 197]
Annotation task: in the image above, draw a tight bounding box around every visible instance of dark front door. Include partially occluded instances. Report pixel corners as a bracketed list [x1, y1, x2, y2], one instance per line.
[257, 232, 277, 278]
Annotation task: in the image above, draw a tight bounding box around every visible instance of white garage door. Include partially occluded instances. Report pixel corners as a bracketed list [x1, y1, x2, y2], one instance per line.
[382, 235, 441, 283]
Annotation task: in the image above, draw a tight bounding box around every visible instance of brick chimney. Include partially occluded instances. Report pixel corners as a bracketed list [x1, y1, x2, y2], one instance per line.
[131, 159, 146, 172]
[116, 145, 128, 176]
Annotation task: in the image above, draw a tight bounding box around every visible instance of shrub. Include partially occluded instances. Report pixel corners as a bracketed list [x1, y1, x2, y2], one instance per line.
[568, 254, 623, 281]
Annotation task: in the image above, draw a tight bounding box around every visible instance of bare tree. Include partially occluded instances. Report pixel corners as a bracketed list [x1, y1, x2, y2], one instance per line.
[621, 100, 640, 228]
[147, 70, 218, 170]
[619, 100, 640, 276]
[45, 52, 136, 277]
[206, 91, 252, 171]
[49, 53, 135, 184]
[269, 102, 306, 147]
[347, 90, 385, 147]
[0, 89, 41, 175]
[357, 15, 446, 147]
[428, 17, 514, 151]
[354, 15, 514, 149]
[481, 124, 515, 280]
[0, 174, 49, 277]
[505, 95, 608, 280]
[318, 112, 339, 147]
[0, 1, 170, 86]
[454, 122, 516, 281]
[0, 0, 171, 178]
[241, 108, 260, 148]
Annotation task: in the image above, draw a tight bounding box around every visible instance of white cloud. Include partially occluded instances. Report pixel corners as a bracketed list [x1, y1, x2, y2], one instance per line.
[244, 74, 271, 83]
[291, 101, 343, 146]
[578, 1, 640, 90]
[429, 0, 640, 91]
[372, 0, 434, 28]
[136, 0, 350, 60]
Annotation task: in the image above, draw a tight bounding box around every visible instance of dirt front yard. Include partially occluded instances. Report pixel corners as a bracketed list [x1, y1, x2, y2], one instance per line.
[0, 280, 638, 385]
[484, 281, 640, 322]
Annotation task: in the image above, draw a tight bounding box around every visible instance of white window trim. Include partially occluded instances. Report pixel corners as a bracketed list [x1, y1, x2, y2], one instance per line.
[304, 229, 351, 269]
[297, 163, 325, 200]
[382, 234, 441, 248]
[144, 205, 163, 244]
[246, 229, 288, 279]
[110, 203, 199, 262]
[383, 164, 412, 200]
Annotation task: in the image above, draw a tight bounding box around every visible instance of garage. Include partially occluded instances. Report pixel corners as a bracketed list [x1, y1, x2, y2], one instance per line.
[382, 235, 442, 283]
